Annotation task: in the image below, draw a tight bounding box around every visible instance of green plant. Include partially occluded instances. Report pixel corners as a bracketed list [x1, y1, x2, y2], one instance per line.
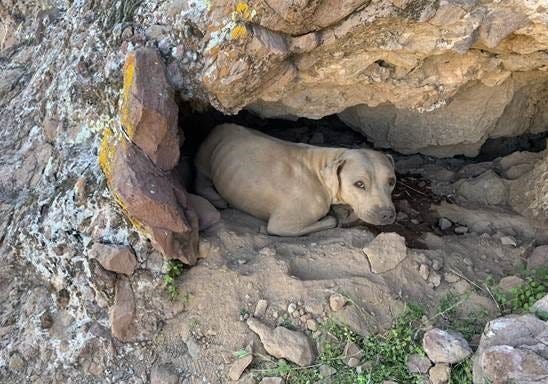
[450, 358, 473, 384]
[163, 260, 184, 301]
[491, 267, 547, 315]
[436, 292, 488, 341]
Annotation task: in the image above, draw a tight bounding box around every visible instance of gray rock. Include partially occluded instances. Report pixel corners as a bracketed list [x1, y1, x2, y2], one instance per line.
[500, 236, 518, 247]
[455, 171, 508, 206]
[247, 318, 315, 367]
[343, 341, 364, 367]
[497, 276, 524, 292]
[254, 299, 269, 318]
[531, 294, 548, 315]
[473, 314, 548, 384]
[363, 233, 407, 273]
[429, 363, 450, 384]
[422, 328, 472, 364]
[319, 364, 336, 378]
[438, 217, 452, 231]
[228, 344, 253, 381]
[151, 364, 178, 384]
[528, 246, 548, 270]
[454, 226, 468, 234]
[407, 353, 432, 374]
[259, 377, 283, 384]
[329, 293, 348, 311]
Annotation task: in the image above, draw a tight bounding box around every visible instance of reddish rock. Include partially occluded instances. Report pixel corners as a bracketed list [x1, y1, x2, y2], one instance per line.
[105, 138, 199, 265]
[120, 48, 180, 171]
[90, 243, 137, 276]
[110, 277, 135, 341]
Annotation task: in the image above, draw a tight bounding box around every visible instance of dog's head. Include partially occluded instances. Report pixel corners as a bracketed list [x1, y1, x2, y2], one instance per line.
[321, 149, 396, 226]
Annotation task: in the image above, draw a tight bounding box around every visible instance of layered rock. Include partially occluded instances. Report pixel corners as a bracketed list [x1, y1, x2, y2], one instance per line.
[99, 48, 199, 265]
[181, 1, 548, 157]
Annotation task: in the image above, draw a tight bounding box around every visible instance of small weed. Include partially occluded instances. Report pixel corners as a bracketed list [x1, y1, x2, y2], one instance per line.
[240, 308, 250, 317]
[233, 349, 252, 359]
[163, 260, 184, 301]
[436, 292, 488, 341]
[491, 267, 547, 315]
[450, 358, 473, 384]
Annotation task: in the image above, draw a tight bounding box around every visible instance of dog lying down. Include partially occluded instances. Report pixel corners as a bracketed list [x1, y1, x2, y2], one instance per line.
[193, 123, 396, 236]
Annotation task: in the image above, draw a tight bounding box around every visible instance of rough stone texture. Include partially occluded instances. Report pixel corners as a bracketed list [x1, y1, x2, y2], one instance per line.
[363, 232, 407, 273]
[120, 48, 180, 171]
[247, 318, 315, 367]
[329, 293, 348, 311]
[205, 1, 548, 157]
[0, 1, 547, 382]
[531, 294, 548, 314]
[422, 328, 472, 364]
[109, 277, 136, 341]
[228, 344, 253, 381]
[473, 314, 548, 384]
[510, 148, 548, 225]
[99, 49, 200, 265]
[407, 353, 432, 374]
[527, 246, 548, 270]
[100, 127, 199, 265]
[150, 363, 179, 384]
[90, 243, 137, 276]
[429, 363, 450, 384]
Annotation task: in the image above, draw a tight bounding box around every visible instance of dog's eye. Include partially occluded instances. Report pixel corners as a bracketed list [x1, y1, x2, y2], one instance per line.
[354, 181, 366, 190]
[388, 177, 396, 187]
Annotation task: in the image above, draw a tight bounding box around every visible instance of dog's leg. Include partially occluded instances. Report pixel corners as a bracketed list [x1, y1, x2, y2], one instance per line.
[267, 214, 337, 236]
[195, 171, 228, 209]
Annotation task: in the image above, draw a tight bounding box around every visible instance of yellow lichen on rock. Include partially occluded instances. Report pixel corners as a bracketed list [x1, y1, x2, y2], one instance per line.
[120, 52, 136, 138]
[230, 24, 248, 40]
[98, 126, 117, 182]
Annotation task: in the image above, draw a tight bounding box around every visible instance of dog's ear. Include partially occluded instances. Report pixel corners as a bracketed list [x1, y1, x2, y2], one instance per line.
[320, 158, 346, 202]
[385, 153, 395, 168]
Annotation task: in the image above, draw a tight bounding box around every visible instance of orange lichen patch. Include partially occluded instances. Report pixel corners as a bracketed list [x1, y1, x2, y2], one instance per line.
[120, 53, 136, 138]
[230, 24, 248, 40]
[235, 2, 252, 21]
[98, 126, 117, 181]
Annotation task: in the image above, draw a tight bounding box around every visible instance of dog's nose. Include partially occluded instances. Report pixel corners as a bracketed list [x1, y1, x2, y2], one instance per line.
[378, 208, 396, 224]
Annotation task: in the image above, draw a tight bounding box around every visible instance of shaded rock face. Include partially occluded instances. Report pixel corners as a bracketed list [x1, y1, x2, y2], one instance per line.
[190, 0, 548, 157]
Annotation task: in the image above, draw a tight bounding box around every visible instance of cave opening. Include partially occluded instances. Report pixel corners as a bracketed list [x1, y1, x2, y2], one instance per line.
[175, 104, 548, 251]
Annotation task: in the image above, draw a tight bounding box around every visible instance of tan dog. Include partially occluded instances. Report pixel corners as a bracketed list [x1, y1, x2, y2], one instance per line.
[195, 123, 396, 236]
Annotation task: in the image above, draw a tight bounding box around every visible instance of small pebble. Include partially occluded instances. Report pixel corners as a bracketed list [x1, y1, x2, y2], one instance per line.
[287, 303, 297, 314]
[419, 264, 430, 281]
[500, 236, 517, 247]
[454, 226, 468, 234]
[254, 299, 268, 318]
[306, 319, 318, 331]
[438, 217, 452, 231]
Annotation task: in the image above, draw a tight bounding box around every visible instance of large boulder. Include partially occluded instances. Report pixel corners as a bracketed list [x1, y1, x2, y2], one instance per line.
[473, 314, 548, 384]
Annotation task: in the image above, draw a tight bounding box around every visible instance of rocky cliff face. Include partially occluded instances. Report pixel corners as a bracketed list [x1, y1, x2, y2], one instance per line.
[191, 0, 548, 157]
[0, 0, 547, 382]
